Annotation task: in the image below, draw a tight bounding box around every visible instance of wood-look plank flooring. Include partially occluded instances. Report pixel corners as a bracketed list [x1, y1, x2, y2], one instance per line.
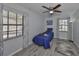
[14, 39, 79, 56]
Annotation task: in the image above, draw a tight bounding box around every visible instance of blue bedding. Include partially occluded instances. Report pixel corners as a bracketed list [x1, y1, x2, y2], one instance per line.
[32, 28, 54, 49]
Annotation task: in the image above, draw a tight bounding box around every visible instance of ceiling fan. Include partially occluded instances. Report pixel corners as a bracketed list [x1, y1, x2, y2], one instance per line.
[42, 4, 62, 15]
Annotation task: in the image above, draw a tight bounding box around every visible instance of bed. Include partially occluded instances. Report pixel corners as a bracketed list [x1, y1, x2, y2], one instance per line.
[32, 28, 54, 49]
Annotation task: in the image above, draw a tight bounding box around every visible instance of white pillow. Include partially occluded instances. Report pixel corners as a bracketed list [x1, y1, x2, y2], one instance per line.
[44, 34, 48, 36]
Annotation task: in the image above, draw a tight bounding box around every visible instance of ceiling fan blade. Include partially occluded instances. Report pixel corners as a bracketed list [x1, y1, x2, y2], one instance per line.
[54, 10, 62, 13]
[42, 11, 49, 13]
[53, 4, 61, 10]
[42, 6, 50, 10]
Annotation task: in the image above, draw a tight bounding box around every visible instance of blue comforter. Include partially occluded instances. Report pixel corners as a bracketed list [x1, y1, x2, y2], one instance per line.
[33, 30, 54, 49]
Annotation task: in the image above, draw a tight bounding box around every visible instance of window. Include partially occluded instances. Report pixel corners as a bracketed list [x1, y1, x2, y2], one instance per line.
[59, 19, 68, 31]
[3, 10, 24, 40]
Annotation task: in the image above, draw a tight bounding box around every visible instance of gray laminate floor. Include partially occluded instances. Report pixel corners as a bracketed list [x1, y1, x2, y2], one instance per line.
[14, 39, 79, 56]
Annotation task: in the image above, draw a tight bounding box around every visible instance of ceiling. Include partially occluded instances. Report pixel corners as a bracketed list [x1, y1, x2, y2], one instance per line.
[18, 3, 79, 17]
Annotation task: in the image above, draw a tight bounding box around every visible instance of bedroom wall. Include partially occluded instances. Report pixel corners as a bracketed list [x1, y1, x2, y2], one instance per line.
[0, 3, 45, 56]
[44, 15, 68, 39]
[44, 14, 71, 40]
[72, 8, 79, 48]
[44, 15, 58, 39]
[0, 4, 3, 56]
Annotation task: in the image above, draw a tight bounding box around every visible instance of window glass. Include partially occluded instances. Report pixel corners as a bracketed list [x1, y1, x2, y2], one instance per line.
[3, 31, 7, 39]
[3, 17, 7, 24]
[59, 20, 68, 31]
[17, 30, 22, 36]
[9, 31, 16, 38]
[2, 10, 23, 40]
[3, 26, 7, 31]
[64, 26, 68, 31]
[9, 11, 16, 19]
[17, 14, 22, 24]
[3, 10, 7, 17]
[17, 26, 22, 36]
[64, 20, 68, 25]
[9, 26, 16, 31]
[9, 18, 16, 24]
[17, 14, 22, 19]
[17, 26, 22, 30]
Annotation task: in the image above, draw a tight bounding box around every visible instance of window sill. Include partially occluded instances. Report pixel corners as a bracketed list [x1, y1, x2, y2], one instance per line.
[3, 35, 23, 42]
[59, 31, 68, 32]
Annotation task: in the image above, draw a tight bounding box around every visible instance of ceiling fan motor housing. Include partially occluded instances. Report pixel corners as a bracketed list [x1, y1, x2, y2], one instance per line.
[49, 11, 53, 13]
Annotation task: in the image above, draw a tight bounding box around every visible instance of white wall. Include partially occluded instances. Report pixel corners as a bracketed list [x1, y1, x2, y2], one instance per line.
[44, 15, 58, 38]
[3, 37, 23, 56]
[0, 3, 45, 56]
[44, 14, 71, 40]
[0, 4, 3, 56]
[28, 12, 45, 45]
[72, 9, 79, 47]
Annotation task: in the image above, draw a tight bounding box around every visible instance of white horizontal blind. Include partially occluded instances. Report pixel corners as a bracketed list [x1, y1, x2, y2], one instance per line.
[3, 9, 24, 40]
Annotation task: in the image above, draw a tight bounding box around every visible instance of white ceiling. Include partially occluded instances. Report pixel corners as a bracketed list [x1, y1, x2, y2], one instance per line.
[18, 3, 79, 17]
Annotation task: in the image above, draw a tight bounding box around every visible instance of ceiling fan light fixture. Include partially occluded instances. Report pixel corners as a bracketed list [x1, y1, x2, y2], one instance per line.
[49, 11, 53, 14]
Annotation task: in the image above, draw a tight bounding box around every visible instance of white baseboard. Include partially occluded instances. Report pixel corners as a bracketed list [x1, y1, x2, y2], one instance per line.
[9, 48, 23, 56]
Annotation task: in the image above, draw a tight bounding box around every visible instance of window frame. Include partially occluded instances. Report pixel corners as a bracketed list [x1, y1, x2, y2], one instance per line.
[2, 9, 24, 41]
[58, 19, 68, 32]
